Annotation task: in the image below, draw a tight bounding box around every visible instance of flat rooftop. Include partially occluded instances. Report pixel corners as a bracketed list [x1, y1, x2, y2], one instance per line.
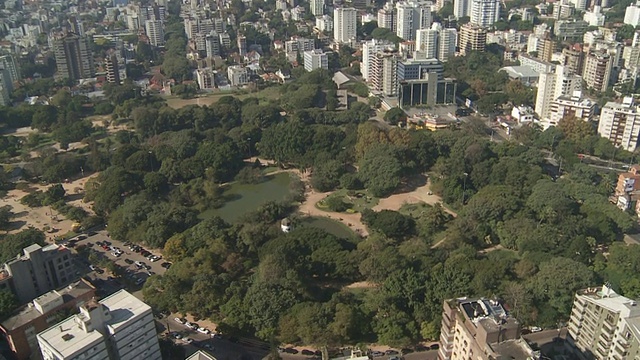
[577, 285, 640, 317]
[37, 315, 103, 359]
[490, 338, 537, 359]
[1, 280, 95, 331]
[101, 289, 151, 332]
[458, 298, 519, 332]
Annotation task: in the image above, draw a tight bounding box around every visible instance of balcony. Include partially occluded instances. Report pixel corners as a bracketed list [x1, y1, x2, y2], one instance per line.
[571, 307, 584, 320]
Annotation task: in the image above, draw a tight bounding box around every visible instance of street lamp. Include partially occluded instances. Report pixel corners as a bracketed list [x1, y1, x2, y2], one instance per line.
[461, 172, 468, 205]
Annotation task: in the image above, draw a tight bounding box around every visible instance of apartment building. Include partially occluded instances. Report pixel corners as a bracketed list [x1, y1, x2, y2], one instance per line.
[369, 49, 399, 96]
[195, 68, 215, 89]
[145, 20, 165, 47]
[535, 65, 582, 124]
[470, 0, 500, 27]
[396, 1, 432, 41]
[454, 0, 471, 19]
[398, 58, 456, 107]
[37, 290, 161, 360]
[52, 33, 95, 81]
[563, 45, 584, 75]
[614, 165, 640, 195]
[567, 284, 640, 360]
[583, 50, 613, 93]
[304, 49, 329, 71]
[0, 280, 95, 360]
[333, 7, 357, 43]
[597, 97, 640, 152]
[459, 23, 487, 55]
[415, 23, 457, 62]
[3, 244, 76, 304]
[311, 0, 324, 16]
[0, 70, 10, 106]
[0, 54, 21, 84]
[438, 297, 539, 360]
[378, 1, 396, 32]
[547, 91, 596, 128]
[105, 53, 120, 84]
[227, 65, 249, 86]
[624, 1, 640, 26]
[362, 39, 395, 81]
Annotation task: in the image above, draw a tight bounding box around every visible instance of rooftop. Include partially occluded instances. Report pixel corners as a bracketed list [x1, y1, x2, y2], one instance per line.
[1, 280, 95, 331]
[457, 298, 519, 332]
[577, 285, 640, 317]
[489, 338, 538, 360]
[500, 66, 540, 79]
[101, 289, 151, 332]
[37, 314, 104, 359]
[187, 351, 218, 360]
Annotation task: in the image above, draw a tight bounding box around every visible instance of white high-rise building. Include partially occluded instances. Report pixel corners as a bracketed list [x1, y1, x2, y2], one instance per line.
[567, 284, 640, 359]
[369, 50, 399, 96]
[378, 1, 396, 32]
[316, 15, 333, 32]
[625, 1, 640, 26]
[415, 23, 457, 61]
[454, 0, 471, 18]
[334, 7, 357, 43]
[362, 39, 395, 80]
[438, 27, 457, 61]
[416, 28, 438, 58]
[583, 5, 606, 26]
[304, 49, 329, 71]
[569, 0, 588, 10]
[311, 0, 324, 15]
[598, 98, 640, 151]
[396, 1, 432, 41]
[470, 0, 500, 27]
[535, 65, 582, 126]
[145, 20, 164, 47]
[37, 290, 161, 360]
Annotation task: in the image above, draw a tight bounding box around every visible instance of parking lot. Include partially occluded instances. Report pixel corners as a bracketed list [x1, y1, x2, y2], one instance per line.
[64, 229, 170, 298]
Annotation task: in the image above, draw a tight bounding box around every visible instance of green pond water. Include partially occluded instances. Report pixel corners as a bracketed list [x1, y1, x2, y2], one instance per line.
[199, 172, 292, 223]
[299, 217, 357, 239]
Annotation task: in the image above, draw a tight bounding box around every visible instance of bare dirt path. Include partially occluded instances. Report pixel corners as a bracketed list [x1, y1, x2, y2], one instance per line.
[372, 179, 457, 217]
[0, 175, 97, 241]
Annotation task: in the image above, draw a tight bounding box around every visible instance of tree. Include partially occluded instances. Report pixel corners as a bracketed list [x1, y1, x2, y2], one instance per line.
[0, 289, 18, 319]
[358, 145, 403, 197]
[384, 107, 407, 125]
[0, 206, 13, 230]
[361, 209, 415, 240]
[528, 257, 594, 316]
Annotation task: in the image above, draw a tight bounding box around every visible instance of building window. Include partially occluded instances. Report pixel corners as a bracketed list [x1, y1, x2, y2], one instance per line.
[57, 258, 61, 263]
[63, 255, 68, 260]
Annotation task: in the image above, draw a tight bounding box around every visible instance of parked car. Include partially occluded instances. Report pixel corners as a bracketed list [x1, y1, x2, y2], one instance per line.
[135, 261, 145, 268]
[429, 344, 439, 350]
[302, 350, 314, 356]
[124, 259, 134, 264]
[174, 317, 185, 324]
[89, 265, 98, 271]
[189, 323, 199, 330]
[530, 326, 543, 333]
[385, 350, 399, 355]
[161, 262, 172, 269]
[370, 351, 384, 357]
[183, 338, 193, 344]
[197, 327, 210, 334]
[171, 332, 183, 340]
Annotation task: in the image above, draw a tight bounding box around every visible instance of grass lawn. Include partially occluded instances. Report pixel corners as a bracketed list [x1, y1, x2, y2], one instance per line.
[316, 189, 379, 213]
[165, 86, 282, 109]
[398, 202, 435, 217]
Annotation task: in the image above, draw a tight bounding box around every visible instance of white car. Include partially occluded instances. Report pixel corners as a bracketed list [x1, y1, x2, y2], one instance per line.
[197, 327, 211, 334]
[135, 261, 144, 268]
[89, 265, 98, 271]
[530, 326, 543, 333]
[183, 337, 194, 344]
[174, 317, 185, 324]
[111, 252, 121, 257]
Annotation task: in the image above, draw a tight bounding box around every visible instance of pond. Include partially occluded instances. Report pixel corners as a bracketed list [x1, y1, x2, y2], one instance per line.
[299, 216, 358, 240]
[199, 172, 291, 223]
